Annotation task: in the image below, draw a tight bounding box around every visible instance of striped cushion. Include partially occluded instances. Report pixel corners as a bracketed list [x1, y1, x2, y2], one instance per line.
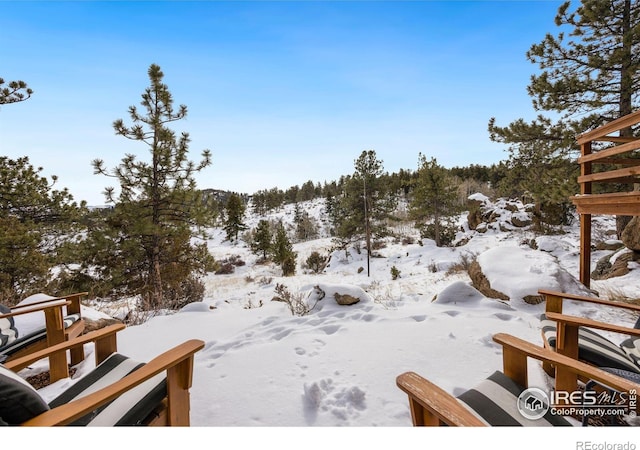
[0, 314, 82, 359]
[540, 314, 640, 373]
[0, 363, 50, 424]
[48, 353, 167, 426]
[0, 304, 19, 347]
[620, 337, 640, 366]
[457, 371, 571, 426]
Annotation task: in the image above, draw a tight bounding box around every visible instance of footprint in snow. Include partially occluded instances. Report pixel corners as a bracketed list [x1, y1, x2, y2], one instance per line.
[493, 312, 515, 321]
[272, 328, 293, 341]
[302, 378, 367, 424]
[320, 325, 341, 335]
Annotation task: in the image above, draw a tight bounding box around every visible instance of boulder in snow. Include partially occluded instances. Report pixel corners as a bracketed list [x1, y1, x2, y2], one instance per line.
[433, 281, 485, 305]
[474, 246, 593, 303]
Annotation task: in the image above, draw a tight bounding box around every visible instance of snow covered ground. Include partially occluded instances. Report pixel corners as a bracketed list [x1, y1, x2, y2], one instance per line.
[12, 196, 640, 447]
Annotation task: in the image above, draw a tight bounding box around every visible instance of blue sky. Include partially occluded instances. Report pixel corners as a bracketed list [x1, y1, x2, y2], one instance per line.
[1, 0, 564, 205]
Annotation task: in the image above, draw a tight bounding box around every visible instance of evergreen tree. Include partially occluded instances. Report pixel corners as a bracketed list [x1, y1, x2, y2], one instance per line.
[91, 64, 214, 310]
[0, 78, 32, 105]
[409, 155, 460, 247]
[488, 0, 640, 228]
[528, 0, 640, 125]
[224, 192, 247, 243]
[251, 219, 272, 260]
[0, 156, 85, 300]
[271, 221, 297, 275]
[333, 150, 396, 256]
[299, 180, 316, 202]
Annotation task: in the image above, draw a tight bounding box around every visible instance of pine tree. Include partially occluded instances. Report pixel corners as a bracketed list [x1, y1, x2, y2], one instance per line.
[409, 155, 460, 247]
[251, 219, 272, 260]
[488, 0, 640, 228]
[0, 78, 32, 105]
[0, 156, 85, 300]
[271, 221, 297, 276]
[333, 150, 396, 257]
[92, 64, 214, 310]
[224, 193, 247, 243]
[528, 0, 640, 125]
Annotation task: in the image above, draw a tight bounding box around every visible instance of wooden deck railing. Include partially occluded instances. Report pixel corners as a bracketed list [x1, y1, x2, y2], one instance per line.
[572, 111, 640, 287]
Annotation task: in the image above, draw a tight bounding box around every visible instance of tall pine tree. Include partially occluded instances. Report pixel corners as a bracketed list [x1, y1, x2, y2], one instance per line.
[224, 192, 247, 243]
[489, 0, 640, 229]
[409, 155, 460, 247]
[332, 150, 396, 257]
[92, 64, 214, 310]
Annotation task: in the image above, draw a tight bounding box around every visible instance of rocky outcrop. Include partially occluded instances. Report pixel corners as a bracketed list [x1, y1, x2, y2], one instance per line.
[465, 194, 534, 233]
[621, 216, 640, 251]
[468, 260, 509, 301]
[471, 246, 595, 303]
[591, 250, 639, 280]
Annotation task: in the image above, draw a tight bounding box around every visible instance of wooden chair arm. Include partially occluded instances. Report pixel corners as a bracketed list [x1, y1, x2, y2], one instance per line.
[539, 289, 640, 313]
[5, 292, 87, 317]
[4, 323, 126, 372]
[0, 299, 71, 319]
[397, 333, 640, 426]
[494, 333, 640, 394]
[545, 312, 640, 338]
[21, 339, 205, 426]
[396, 371, 486, 426]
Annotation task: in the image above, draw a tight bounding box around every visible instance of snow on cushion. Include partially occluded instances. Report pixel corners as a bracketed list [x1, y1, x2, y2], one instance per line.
[49, 352, 167, 426]
[0, 363, 50, 424]
[0, 313, 82, 360]
[0, 304, 18, 348]
[456, 371, 571, 426]
[540, 314, 640, 374]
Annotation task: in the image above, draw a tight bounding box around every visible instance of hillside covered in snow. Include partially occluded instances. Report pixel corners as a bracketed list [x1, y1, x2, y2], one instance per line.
[17, 195, 640, 433]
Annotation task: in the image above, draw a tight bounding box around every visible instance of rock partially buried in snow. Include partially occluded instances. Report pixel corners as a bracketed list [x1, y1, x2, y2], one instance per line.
[305, 283, 372, 309]
[179, 302, 213, 313]
[468, 260, 509, 301]
[334, 293, 360, 306]
[475, 246, 593, 302]
[433, 281, 485, 305]
[433, 281, 512, 310]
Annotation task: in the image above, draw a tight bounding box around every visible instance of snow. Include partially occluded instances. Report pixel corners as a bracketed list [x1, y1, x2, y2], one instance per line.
[10, 196, 640, 447]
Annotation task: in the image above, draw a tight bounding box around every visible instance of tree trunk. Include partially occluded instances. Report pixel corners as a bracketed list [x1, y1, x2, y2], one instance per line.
[616, 0, 633, 234]
[148, 243, 164, 310]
